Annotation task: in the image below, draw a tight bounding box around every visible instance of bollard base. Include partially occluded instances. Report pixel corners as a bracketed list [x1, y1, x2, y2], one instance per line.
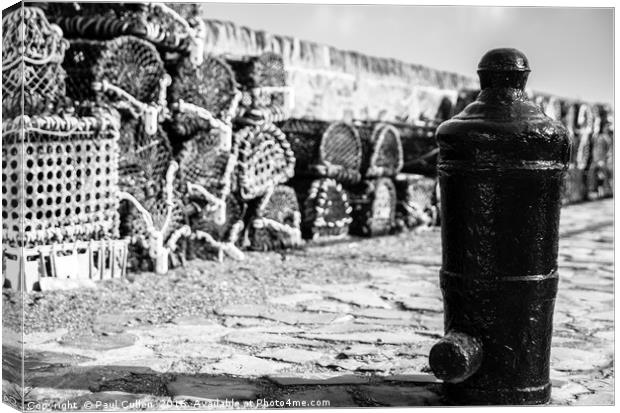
[444, 382, 551, 406]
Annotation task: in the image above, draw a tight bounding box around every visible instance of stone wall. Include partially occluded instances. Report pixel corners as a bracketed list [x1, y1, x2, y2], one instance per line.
[200, 18, 478, 123]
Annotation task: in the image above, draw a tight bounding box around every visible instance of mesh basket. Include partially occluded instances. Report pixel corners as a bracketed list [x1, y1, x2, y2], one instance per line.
[47, 2, 193, 51]
[349, 177, 397, 237]
[118, 115, 173, 203]
[176, 128, 238, 200]
[236, 123, 296, 200]
[357, 122, 404, 178]
[2, 114, 120, 248]
[294, 178, 352, 240]
[2, 7, 69, 117]
[186, 194, 246, 260]
[280, 119, 362, 184]
[169, 55, 238, 122]
[63, 35, 166, 106]
[396, 122, 439, 176]
[249, 185, 303, 251]
[393, 174, 438, 230]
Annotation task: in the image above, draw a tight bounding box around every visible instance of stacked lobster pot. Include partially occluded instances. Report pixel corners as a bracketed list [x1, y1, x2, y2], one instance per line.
[220, 52, 300, 251]
[234, 122, 298, 251]
[349, 122, 403, 236]
[167, 48, 245, 261]
[227, 52, 293, 125]
[1, 6, 127, 291]
[280, 120, 361, 240]
[560, 101, 614, 204]
[390, 122, 440, 230]
[586, 104, 614, 200]
[54, 2, 207, 273]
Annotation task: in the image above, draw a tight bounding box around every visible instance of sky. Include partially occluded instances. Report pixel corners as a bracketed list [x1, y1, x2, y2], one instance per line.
[198, 2, 614, 105]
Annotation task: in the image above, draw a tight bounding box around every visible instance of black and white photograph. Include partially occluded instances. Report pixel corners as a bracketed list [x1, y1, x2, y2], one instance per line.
[0, 0, 614, 410]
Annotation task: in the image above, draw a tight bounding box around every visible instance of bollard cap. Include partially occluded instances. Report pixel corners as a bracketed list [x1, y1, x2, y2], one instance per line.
[477, 48, 530, 72]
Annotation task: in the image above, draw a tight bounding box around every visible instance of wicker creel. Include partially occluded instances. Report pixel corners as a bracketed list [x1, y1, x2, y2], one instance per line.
[393, 173, 438, 230]
[349, 177, 397, 237]
[46, 2, 197, 52]
[168, 55, 239, 123]
[356, 122, 404, 178]
[249, 185, 303, 251]
[117, 115, 174, 203]
[396, 122, 439, 177]
[280, 119, 362, 184]
[176, 128, 238, 202]
[2, 7, 69, 118]
[2, 114, 120, 248]
[236, 122, 296, 200]
[294, 178, 353, 240]
[186, 193, 246, 261]
[63, 35, 166, 106]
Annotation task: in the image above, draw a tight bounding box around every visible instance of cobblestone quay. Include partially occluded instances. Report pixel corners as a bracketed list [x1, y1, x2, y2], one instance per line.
[2, 199, 613, 408]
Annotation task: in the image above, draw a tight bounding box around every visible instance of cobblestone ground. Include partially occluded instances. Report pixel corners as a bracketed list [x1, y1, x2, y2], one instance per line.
[2, 199, 613, 409]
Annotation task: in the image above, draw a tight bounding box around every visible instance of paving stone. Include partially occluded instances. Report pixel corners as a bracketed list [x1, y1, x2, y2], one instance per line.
[223, 332, 323, 347]
[268, 293, 323, 306]
[245, 324, 305, 334]
[376, 280, 439, 299]
[257, 348, 323, 364]
[172, 315, 218, 326]
[359, 384, 441, 406]
[574, 391, 614, 405]
[593, 330, 614, 341]
[317, 358, 364, 371]
[302, 300, 354, 313]
[59, 333, 137, 351]
[355, 360, 395, 372]
[106, 357, 173, 374]
[214, 304, 268, 318]
[22, 329, 69, 346]
[551, 347, 612, 371]
[302, 331, 429, 345]
[350, 308, 414, 320]
[354, 317, 417, 327]
[93, 311, 151, 335]
[268, 374, 371, 386]
[166, 376, 260, 402]
[341, 344, 380, 357]
[328, 290, 392, 309]
[153, 342, 234, 361]
[582, 377, 614, 392]
[131, 324, 229, 345]
[309, 321, 388, 334]
[199, 354, 289, 377]
[560, 289, 613, 303]
[386, 374, 441, 384]
[27, 366, 148, 391]
[588, 311, 614, 322]
[281, 386, 357, 407]
[262, 310, 341, 325]
[222, 317, 266, 327]
[398, 297, 443, 312]
[551, 382, 592, 404]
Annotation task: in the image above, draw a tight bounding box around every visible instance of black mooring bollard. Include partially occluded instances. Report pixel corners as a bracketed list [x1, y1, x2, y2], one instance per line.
[429, 48, 570, 405]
